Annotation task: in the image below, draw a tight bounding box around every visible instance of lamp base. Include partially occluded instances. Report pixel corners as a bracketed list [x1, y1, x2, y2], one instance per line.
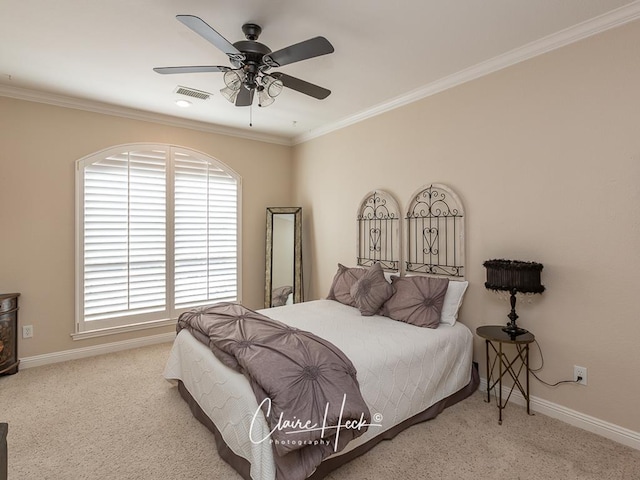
[502, 324, 529, 337]
[503, 291, 528, 337]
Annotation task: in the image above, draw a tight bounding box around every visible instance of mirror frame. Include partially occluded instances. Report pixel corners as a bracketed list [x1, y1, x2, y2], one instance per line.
[265, 207, 303, 308]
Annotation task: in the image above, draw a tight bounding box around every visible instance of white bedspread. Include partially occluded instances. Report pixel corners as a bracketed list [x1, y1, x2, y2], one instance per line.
[163, 299, 473, 480]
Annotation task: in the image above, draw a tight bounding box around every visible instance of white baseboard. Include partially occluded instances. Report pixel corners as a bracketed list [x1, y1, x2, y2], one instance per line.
[479, 378, 640, 451]
[19, 332, 176, 369]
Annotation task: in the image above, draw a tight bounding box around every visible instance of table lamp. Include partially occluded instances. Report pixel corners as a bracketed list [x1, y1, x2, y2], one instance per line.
[483, 259, 545, 336]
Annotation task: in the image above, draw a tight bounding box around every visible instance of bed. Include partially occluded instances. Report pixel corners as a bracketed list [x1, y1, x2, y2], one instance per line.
[163, 184, 476, 479]
[163, 290, 477, 479]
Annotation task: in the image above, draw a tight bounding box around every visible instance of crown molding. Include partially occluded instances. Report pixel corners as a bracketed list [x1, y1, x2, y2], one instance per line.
[293, 1, 640, 145]
[0, 84, 292, 146]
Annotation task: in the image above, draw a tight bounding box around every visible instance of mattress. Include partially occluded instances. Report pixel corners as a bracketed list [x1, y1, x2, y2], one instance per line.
[163, 299, 474, 480]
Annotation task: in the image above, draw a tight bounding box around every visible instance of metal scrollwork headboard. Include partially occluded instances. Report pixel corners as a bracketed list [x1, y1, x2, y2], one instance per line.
[356, 190, 400, 270]
[405, 184, 465, 278]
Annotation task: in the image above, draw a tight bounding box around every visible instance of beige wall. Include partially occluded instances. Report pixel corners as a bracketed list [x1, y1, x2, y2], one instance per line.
[292, 20, 640, 432]
[0, 97, 292, 357]
[1, 17, 639, 437]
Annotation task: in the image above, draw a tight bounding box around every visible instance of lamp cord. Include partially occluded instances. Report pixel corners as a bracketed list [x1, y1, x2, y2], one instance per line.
[518, 341, 581, 387]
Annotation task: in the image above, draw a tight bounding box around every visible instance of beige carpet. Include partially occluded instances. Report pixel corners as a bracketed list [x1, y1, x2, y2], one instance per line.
[1, 342, 639, 480]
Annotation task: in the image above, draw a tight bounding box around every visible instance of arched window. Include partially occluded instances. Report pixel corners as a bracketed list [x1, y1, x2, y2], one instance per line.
[74, 144, 241, 338]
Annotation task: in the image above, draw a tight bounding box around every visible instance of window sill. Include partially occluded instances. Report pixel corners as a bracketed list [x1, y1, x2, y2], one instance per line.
[71, 318, 176, 341]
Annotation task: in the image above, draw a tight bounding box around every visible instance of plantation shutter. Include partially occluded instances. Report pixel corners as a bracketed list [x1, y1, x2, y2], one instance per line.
[77, 144, 240, 335]
[174, 151, 238, 308]
[83, 150, 167, 322]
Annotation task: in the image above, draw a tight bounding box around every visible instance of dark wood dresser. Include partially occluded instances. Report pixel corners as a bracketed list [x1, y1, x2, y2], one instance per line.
[0, 293, 20, 376]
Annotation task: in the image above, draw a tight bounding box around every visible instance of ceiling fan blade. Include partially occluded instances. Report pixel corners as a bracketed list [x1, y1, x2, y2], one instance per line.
[153, 66, 230, 75]
[235, 86, 254, 107]
[271, 72, 331, 100]
[176, 15, 242, 58]
[265, 37, 334, 67]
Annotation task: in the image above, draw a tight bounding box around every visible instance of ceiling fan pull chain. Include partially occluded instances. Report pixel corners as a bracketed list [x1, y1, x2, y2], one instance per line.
[249, 103, 253, 127]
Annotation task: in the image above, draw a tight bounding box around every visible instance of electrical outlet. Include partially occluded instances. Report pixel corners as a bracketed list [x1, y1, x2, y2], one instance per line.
[22, 325, 34, 338]
[574, 365, 587, 386]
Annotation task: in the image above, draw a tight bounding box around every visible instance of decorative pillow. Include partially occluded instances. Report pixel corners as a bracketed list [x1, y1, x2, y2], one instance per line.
[327, 264, 366, 306]
[350, 263, 394, 316]
[382, 276, 449, 328]
[440, 280, 469, 325]
[271, 285, 293, 307]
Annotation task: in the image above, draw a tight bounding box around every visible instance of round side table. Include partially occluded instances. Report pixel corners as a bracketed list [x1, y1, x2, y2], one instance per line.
[476, 325, 535, 424]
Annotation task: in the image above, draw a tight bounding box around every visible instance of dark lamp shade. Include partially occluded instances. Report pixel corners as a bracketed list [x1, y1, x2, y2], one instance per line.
[483, 259, 545, 294]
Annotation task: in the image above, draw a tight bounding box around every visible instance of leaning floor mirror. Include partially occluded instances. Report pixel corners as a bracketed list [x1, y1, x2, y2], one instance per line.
[265, 207, 303, 308]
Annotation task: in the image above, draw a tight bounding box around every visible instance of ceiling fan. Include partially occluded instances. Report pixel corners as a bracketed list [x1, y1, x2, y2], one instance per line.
[154, 15, 334, 107]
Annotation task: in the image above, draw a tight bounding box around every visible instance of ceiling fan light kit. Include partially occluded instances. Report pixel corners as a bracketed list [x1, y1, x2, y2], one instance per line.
[154, 15, 334, 108]
[223, 69, 244, 91]
[264, 76, 283, 98]
[220, 85, 240, 104]
[218, 69, 283, 107]
[257, 89, 275, 107]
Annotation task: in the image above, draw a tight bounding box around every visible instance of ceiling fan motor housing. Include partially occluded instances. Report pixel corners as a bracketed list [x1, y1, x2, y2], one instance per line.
[232, 38, 272, 88]
[232, 40, 272, 59]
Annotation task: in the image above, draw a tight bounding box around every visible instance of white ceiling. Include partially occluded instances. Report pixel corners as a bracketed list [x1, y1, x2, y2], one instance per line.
[1, 0, 638, 144]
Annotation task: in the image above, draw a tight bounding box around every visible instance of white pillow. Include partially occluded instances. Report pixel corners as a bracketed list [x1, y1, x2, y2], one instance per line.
[440, 280, 468, 325]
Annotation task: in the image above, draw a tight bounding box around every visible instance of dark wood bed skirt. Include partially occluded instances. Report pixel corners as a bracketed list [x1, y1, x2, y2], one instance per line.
[177, 362, 480, 480]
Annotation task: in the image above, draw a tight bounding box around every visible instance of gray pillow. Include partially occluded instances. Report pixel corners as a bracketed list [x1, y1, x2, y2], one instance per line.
[327, 264, 366, 306]
[271, 285, 293, 307]
[382, 275, 449, 328]
[350, 263, 394, 316]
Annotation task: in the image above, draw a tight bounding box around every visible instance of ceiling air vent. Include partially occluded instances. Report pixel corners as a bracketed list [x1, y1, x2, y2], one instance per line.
[174, 85, 212, 101]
